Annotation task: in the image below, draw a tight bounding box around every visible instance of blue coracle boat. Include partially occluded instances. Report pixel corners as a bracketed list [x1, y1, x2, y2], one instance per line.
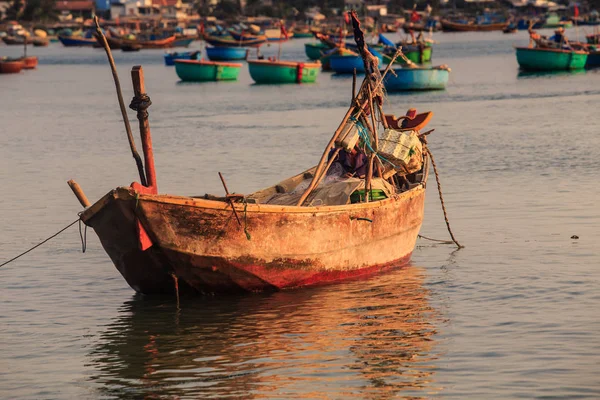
[329, 49, 384, 74]
[205, 46, 248, 61]
[383, 66, 451, 91]
[164, 51, 201, 66]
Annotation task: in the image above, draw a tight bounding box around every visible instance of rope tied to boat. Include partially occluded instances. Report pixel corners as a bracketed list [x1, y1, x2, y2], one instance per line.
[243, 200, 251, 241]
[78, 215, 88, 253]
[129, 92, 152, 120]
[423, 145, 463, 249]
[0, 218, 84, 268]
[350, 116, 394, 167]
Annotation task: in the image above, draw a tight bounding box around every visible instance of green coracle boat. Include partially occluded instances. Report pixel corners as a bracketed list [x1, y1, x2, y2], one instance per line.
[383, 45, 433, 65]
[515, 47, 588, 71]
[247, 60, 321, 84]
[174, 60, 242, 82]
[305, 42, 330, 60]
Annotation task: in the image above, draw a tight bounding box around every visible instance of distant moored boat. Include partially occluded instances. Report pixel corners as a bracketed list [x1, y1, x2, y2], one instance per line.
[383, 66, 450, 91]
[248, 59, 321, 84]
[515, 47, 588, 71]
[58, 35, 97, 47]
[174, 60, 242, 82]
[205, 46, 248, 61]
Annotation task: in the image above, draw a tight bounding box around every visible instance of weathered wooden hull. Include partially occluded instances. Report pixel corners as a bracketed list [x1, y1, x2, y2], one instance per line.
[515, 47, 588, 71]
[81, 182, 427, 295]
[248, 60, 320, 83]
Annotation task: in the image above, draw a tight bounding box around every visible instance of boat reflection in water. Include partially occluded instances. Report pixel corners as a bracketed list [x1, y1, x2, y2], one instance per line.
[516, 69, 587, 79]
[88, 265, 442, 398]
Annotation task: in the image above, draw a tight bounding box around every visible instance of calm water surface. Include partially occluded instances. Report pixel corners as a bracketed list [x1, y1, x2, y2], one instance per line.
[1, 29, 599, 399]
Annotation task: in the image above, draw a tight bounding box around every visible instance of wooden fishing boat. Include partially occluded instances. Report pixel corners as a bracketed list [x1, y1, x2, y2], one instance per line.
[121, 43, 142, 52]
[383, 65, 450, 91]
[305, 42, 330, 60]
[248, 59, 320, 84]
[58, 35, 97, 47]
[205, 46, 248, 61]
[515, 47, 588, 71]
[72, 12, 441, 296]
[2, 35, 27, 45]
[105, 35, 176, 50]
[203, 33, 267, 48]
[174, 59, 242, 82]
[172, 36, 196, 47]
[0, 58, 25, 73]
[32, 38, 49, 46]
[441, 19, 508, 32]
[164, 51, 201, 66]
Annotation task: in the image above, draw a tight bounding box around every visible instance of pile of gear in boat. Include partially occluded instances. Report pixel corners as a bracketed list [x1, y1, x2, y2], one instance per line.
[248, 108, 430, 206]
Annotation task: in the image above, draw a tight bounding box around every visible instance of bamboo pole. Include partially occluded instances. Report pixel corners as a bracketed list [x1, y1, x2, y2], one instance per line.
[364, 155, 374, 202]
[93, 16, 147, 187]
[302, 147, 342, 205]
[351, 68, 357, 101]
[67, 179, 91, 208]
[295, 52, 401, 207]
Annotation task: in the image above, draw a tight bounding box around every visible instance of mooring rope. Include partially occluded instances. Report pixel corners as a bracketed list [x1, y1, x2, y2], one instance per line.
[424, 146, 464, 249]
[0, 219, 81, 268]
[418, 234, 454, 244]
[78, 218, 88, 253]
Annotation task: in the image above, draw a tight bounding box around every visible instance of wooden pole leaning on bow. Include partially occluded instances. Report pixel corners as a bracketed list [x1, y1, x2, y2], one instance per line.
[93, 16, 147, 187]
[295, 23, 402, 206]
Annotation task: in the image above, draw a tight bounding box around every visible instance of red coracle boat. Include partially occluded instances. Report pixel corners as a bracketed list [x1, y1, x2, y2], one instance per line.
[0, 58, 25, 74]
[72, 14, 435, 296]
[21, 56, 38, 69]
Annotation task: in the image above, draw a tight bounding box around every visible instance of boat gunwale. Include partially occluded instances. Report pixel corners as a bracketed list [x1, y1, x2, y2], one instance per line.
[80, 184, 426, 224]
[247, 59, 321, 68]
[174, 59, 243, 67]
